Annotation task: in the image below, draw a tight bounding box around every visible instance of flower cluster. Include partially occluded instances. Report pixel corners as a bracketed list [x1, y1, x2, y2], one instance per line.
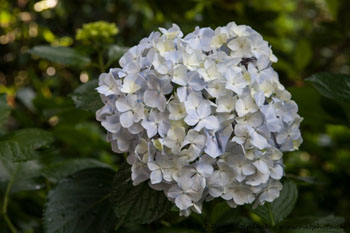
[96, 22, 302, 216]
[76, 21, 118, 45]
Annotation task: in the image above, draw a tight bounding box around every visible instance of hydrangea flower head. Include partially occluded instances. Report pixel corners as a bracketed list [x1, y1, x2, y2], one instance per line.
[96, 22, 303, 216]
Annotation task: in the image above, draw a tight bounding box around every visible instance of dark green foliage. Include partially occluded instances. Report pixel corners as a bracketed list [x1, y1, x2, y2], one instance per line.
[253, 180, 298, 225]
[107, 45, 129, 66]
[287, 215, 345, 233]
[307, 73, 350, 121]
[112, 163, 172, 225]
[0, 94, 11, 127]
[0, 159, 43, 193]
[0, 129, 54, 162]
[294, 40, 313, 71]
[41, 158, 112, 183]
[71, 80, 103, 112]
[29, 46, 91, 67]
[307, 73, 350, 102]
[0, 0, 349, 232]
[43, 168, 116, 233]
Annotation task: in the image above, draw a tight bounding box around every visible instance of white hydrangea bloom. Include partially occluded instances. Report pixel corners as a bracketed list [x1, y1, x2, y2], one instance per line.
[96, 22, 303, 216]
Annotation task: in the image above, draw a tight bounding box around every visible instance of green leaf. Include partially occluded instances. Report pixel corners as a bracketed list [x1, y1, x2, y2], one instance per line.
[325, 0, 340, 19]
[288, 87, 344, 127]
[287, 215, 345, 233]
[209, 201, 231, 225]
[107, 45, 128, 66]
[306, 73, 350, 102]
[294, 40, 312, 71]
[52, 122, 108, 156]
[215, 216, 263, 233]
[42, 158, 112, 183]
[288, 229, 344, 233]
[0, 158, 43, 193]
[112, 163, 172, 226]
[0, 128, 54, 162]
[315, 215, 345, 226]
[281, 215, 345, 233]
[29, 45, 90, 67]
[252, 180, 298, 225]
[16, 87, 36, 112]
[71, 80, 103, 112]
[0, 93, 11, 127]
[155, 229, 203, 233]
[293, 215, 345, 233]
[44, 168, 116, 233]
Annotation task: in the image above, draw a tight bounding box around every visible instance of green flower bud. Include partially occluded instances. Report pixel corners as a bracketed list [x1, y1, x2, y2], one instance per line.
[76, 21, 118, 45]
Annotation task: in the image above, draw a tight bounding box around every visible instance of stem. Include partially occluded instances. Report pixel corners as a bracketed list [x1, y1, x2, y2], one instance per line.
[203, 207, 213, 233]
[115, 214, 126, 231]
[1, 165, 19, 233]
[104, 58, 115, 70]
[3, 215, 17, 233]
[266, 203, 275, 227]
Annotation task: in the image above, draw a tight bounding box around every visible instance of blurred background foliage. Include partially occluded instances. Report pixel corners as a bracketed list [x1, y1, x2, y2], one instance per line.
[0, 0, 349, 232]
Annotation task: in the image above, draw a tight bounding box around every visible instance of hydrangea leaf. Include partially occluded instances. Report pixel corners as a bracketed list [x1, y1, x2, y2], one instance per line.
[288, 87, 336, 127]
[0, 93, 11, 127]
[112, 163, 172, 225]
[306, 73, 350, 102]
[288, 229, 344, 233]
[107, 45, 129, 65]
[44, 168, 116, 233]
[209, 201, 240, 226]
[29, 45, 90, 67]
[41, 158, 112, 183]
[155, 229, 203, 233]
[71, 79, 103, 112]
[307, 73, 350, 121]
[0, 128, 54, 162]
[287, 215, 345, 233]
[252, 180, 298, 225]
[0, 158, 43, 193]
[294, 40, 312, 71]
